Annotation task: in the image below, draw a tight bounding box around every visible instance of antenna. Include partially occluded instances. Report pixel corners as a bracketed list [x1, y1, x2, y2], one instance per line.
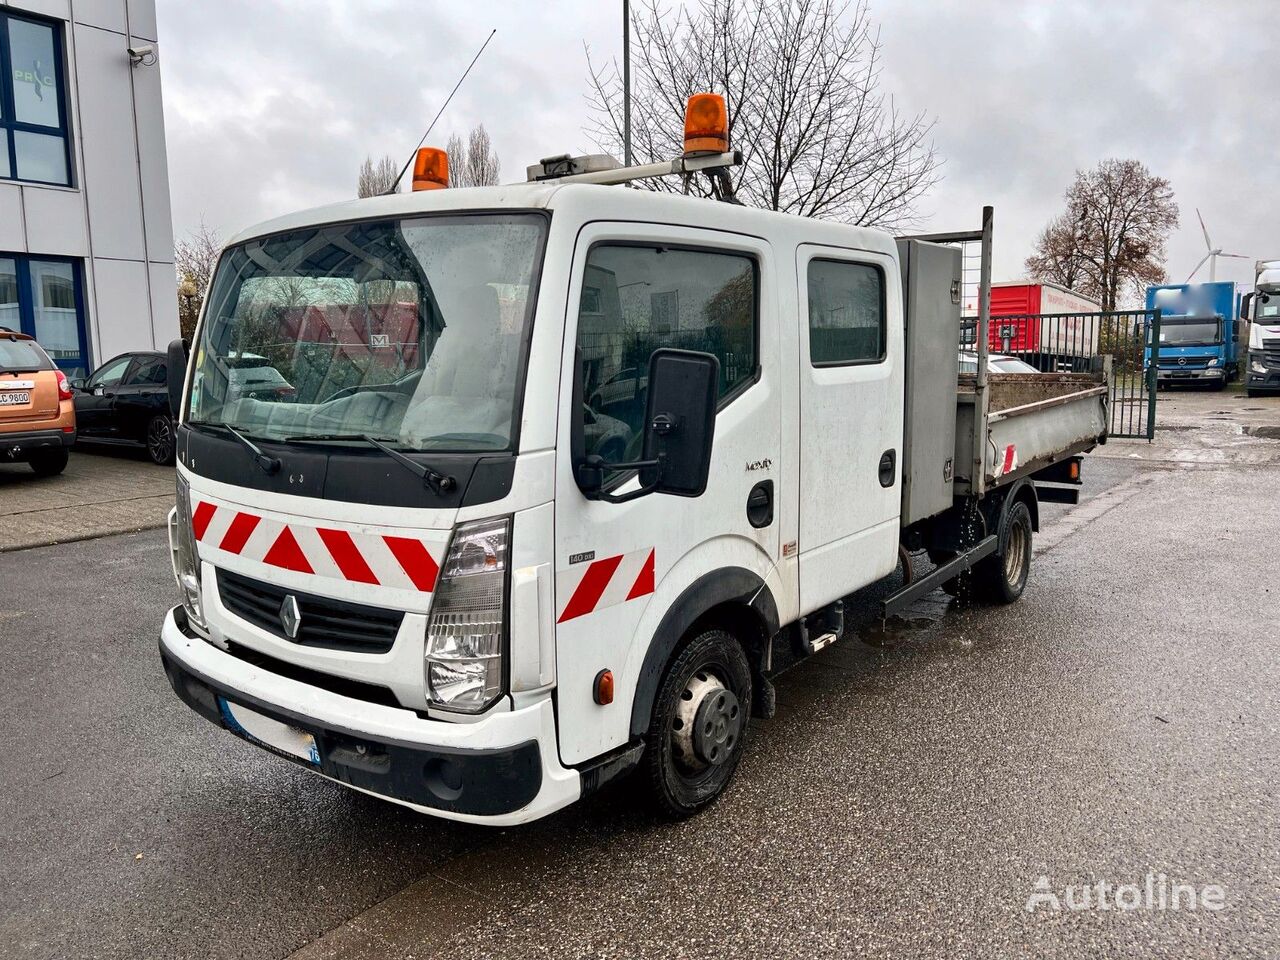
[385, 28, 497, 195]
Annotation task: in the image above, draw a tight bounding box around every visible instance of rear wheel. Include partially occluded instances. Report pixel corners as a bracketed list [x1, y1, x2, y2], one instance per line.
[976, 500, 1032, 604]
[146, 414, 175, 465]
[644, 628, 752, 818]
[28, 449, 69, 477]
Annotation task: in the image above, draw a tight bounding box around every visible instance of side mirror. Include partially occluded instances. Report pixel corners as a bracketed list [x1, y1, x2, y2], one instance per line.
[639, 349, 718, 498]
[68, 377, 86, 391]
[575, 348, 719, 502]
[166, 338, 190, 418]
[1240, 292, 1253, 321]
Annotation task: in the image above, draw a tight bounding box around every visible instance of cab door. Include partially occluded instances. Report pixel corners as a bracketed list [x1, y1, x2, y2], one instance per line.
[552, 222, 788, 766]
[795, 244, 903, 612]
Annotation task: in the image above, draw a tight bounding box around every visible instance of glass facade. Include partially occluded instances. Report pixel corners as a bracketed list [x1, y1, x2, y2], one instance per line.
[0, 254, 88, 377]
[1, 11, 71, 186]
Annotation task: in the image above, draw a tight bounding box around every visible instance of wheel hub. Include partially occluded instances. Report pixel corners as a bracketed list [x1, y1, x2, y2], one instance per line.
[672, 670, 741, 771]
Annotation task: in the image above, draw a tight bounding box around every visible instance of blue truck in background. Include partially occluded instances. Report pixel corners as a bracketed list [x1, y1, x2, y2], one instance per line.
[1145, 281, 1240, 390]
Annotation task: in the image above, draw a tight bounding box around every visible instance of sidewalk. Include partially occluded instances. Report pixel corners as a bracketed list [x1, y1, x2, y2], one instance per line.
[0, 450, 173, 552]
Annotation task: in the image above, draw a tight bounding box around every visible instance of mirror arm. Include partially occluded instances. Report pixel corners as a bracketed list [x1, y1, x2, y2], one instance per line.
[576, 454, 664, 502]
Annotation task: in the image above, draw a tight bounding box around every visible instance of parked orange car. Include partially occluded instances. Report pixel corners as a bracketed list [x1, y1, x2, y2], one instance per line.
[0, 329, 76, 476]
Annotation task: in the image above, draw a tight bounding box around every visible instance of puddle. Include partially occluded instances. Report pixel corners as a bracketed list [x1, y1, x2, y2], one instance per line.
[857, 614, 942, 650]
[1243, 426, 1280, 440]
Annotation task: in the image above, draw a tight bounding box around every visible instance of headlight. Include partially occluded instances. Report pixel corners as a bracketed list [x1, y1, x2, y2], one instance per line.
[425, 518, 509, 713]
[1207, 358, 1220, 367]
[1253, 356, 1268, 374]
[171, 474, 205, 629]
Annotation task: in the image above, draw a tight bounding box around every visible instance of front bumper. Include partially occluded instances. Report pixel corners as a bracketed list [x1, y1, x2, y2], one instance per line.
[1246, 355, 1280, 392]
[160, 606, 580, 825]
[1156, 367, 1223, 383]
[0, 427, 75, 460]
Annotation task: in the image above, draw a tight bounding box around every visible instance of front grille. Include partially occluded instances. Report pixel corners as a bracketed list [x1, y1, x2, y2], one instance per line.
[1157, 357, 1208, 369]
[217, 569, 403, 654]
[1264, 339, 1280, 367]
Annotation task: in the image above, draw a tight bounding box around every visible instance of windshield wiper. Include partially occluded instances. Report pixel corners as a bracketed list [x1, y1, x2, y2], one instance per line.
[283, 434, 457, 495]
[191, 421, 281, 475]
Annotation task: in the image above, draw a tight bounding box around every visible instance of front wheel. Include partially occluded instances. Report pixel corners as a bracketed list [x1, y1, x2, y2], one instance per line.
[644, 628, 753, 819]
[146, 414, 175, 465]
[976, 500, 1032, 604]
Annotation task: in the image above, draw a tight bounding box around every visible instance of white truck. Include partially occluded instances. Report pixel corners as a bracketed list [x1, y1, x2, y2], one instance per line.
[1242, 260, 1280, 396]
[159, 99, 1109, 823]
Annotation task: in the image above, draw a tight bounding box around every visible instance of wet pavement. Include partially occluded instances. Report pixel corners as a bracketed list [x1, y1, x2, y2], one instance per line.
[1, 391, 1277, 959]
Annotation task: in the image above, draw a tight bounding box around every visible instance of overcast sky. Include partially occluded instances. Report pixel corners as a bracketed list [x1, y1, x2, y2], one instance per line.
[156, 0, 1278, 290]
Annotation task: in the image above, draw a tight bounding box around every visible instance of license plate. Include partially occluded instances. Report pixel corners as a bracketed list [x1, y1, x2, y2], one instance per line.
[218, 697, 320, 765]
[0, 391, 30, 405]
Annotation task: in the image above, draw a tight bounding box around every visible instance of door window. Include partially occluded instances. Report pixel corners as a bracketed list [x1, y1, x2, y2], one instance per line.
[576, 244, 757, 463]
[89, 355, 132, 389]
[807, 259, 885, 365]
[0, 258, 17, 331]
[126, 355, 166, 386]
[29, 260, 78, 359]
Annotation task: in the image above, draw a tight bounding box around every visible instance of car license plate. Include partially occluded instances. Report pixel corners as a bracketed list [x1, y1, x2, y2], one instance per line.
[217, 697, 320, 765]
[0, 391, 31, 405]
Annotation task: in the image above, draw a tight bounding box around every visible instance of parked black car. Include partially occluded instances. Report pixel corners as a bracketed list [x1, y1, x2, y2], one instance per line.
[71, 352, 175, 464]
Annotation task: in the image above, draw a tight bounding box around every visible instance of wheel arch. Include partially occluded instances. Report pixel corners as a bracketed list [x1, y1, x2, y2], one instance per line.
[628, 566, 779, 739]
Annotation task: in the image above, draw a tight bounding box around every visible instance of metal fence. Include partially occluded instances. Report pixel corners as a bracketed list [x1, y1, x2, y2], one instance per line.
[962, 309, 1161, 440]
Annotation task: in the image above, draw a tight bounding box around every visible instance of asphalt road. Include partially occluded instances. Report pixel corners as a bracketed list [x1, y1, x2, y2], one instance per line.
[1, 394, 1277, 959]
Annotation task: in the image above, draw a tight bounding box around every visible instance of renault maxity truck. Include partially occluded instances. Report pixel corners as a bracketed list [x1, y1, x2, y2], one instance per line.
[159, 96, 1109, 824]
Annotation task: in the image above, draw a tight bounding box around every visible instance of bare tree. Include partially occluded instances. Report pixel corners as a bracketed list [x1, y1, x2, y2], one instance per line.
[174, 221, 222, 341]
[585, 0, 940, 227]
[446, 124, 502, 187]
[357, 154, 399, 198]
[1026, 159, 1178, 310]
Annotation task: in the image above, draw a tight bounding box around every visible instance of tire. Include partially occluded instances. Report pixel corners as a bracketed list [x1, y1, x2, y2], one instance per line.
[976, 500, 1032, 604]
[146, 414, 176, 465]
[644, 627, 753, 819]
[28, 449, 69, 477]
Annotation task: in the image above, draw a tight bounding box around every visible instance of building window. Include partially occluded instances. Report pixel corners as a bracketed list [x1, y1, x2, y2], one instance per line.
[0, 12, 71, 186]
[807, 259, 886, 366]
[0, 254, 88, 376]
[576, 243, 758, 464]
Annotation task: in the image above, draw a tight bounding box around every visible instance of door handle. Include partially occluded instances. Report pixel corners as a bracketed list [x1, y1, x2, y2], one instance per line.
[747, 480, 774, 528]
[878, 449, 896, 488]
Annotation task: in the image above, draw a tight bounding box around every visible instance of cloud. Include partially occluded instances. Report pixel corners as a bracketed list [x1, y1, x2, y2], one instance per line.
[157, 0, 1279, 289]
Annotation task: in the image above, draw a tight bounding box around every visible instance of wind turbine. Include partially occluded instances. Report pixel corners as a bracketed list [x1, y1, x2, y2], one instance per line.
[1185, 208, 1249, 282]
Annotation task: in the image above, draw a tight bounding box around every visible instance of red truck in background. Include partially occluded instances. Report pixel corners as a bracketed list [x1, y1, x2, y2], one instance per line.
[965, 280, 1103, 371]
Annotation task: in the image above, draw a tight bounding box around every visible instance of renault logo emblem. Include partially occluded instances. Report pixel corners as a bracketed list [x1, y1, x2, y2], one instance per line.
[279, 595, 302, 639]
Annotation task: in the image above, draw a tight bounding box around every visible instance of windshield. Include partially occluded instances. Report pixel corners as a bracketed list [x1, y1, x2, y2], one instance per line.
[0, 337, 53, 373]
[187, 214, 547, 451]
[1159, 318, 1221, 347]
[1257, 292, 1280, 321]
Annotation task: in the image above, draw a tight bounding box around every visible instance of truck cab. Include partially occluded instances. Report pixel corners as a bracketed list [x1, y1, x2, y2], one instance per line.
[1145, 282, 1239, 389]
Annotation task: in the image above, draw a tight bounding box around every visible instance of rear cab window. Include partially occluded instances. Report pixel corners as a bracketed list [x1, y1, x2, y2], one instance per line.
[807, 259, 886, 365]
[576, 244, 758, 465]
